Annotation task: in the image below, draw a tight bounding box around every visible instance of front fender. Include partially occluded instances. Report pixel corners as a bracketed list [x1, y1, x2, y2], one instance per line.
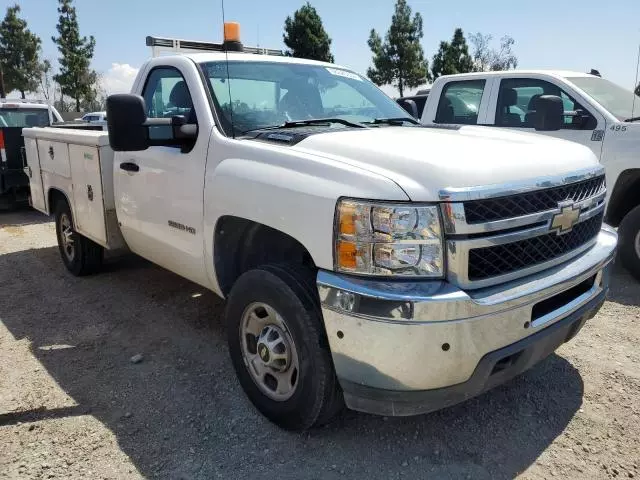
[203, 150, 408, 295]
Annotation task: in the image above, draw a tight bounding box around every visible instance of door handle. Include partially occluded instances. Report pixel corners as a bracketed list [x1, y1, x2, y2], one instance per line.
[119, 162, 139, 172]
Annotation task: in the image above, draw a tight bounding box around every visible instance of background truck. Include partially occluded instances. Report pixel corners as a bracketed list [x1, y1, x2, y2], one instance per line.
[418, 70, 640, 280]
[22, 27, 616, 431]
[0, 99, 63, 208]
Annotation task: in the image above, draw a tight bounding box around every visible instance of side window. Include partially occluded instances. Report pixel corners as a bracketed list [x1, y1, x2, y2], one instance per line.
[435, 80, 485, 125]
[496, 78, 596, 130]
[142, 67, 197, 141]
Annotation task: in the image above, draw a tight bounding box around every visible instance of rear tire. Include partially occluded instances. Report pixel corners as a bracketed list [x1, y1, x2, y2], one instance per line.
[54, 199, 103, 276]
[225, 264, 343, 430]
[618, 204, 640, 281]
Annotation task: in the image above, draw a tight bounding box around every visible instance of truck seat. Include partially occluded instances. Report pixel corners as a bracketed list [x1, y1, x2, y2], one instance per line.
[497, 88, 522, 126]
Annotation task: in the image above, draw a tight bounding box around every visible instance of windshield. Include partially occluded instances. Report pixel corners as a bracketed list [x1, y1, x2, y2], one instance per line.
[0, 108, 50, 128]
[200, 61, 411, 133]
[566, 76, 640, 120]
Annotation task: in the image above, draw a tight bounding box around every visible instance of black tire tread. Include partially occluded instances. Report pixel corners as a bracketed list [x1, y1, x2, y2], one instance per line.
[618, 204, 640, 281]
[260, 264, 344, 426]
[225, 264, 343, 430]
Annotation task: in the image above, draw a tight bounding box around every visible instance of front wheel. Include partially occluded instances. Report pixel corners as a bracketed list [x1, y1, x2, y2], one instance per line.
[618, 204, 640, 281]
[225, 264, 343, 430]
[55, 200, 103, 276]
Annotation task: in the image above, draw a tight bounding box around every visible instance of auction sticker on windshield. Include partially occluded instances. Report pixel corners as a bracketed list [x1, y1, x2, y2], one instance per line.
[326, 67, 362, 81]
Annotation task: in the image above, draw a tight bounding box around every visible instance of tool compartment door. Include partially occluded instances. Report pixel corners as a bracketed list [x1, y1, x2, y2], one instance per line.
[23, 137, 46, 211]
[68, 144, 107, 244]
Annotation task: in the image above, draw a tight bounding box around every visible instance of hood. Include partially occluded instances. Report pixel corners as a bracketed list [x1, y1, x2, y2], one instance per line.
[291, 125, 600, 201]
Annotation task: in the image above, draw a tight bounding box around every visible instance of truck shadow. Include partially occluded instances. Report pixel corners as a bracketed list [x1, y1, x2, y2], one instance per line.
[0, 245, 597, 479]
[606, 262, 640, 307]
[0, 207, 51, 227]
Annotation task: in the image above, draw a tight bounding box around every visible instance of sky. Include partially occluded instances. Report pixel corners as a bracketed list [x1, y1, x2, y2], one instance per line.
[4, 0, 640, 98]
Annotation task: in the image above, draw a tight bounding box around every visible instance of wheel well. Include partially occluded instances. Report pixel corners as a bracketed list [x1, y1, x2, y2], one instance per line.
[214, 216, 316, 296]
[47, 188, 69, 214]
[606, 169, 640, 227]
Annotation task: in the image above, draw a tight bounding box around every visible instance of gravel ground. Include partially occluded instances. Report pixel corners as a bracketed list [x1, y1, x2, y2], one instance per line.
[0, 209, 638, 480]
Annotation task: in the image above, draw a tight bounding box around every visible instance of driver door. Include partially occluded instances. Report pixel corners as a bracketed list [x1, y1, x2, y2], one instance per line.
[114, 63, 210, 287]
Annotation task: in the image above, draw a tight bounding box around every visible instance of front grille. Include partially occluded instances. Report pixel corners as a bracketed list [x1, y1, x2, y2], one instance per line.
[464, 175, 605, 224]
[468, 213, 603, 281]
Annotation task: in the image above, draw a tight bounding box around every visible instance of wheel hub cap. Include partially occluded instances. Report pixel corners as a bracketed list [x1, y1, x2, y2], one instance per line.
[60, 213, 75, 261]
[240, 303, 299, 401]
[256, 325, 290, 372]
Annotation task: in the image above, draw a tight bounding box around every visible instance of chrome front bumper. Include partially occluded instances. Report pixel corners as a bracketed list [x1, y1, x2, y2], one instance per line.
[317, 226, 617, 416]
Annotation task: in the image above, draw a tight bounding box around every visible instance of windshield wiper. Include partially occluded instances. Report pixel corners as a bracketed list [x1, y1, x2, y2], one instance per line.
[624, 116, 640, 123]
[240, 118, 367, 135]
[362, 117, 420, 126]
[282, 118, 367, 128]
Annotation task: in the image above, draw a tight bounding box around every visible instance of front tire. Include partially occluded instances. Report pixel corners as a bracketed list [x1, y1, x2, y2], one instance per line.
[618, 204, 640, 281]
[54, 199, 103, 276]
[225, 264, 343, 430]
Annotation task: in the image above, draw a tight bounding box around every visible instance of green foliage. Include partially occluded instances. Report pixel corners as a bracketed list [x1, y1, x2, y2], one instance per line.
[469, 33, 518, 72]
[52, 0, 97, 111]
[283, 2, 334, 62]
[0, 4, 46, 98]
[367, 0, 429, 97]
[431, 28, 474, 80]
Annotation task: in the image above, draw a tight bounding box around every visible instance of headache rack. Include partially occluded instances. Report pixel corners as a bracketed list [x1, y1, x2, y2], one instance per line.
[146, 35, 284, 58]
[0, 98, 46, 105]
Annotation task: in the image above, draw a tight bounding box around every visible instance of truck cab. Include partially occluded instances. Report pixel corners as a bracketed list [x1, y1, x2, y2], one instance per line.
[22, 29, 617, 431]
[0, 99, 63, 208]
[421, 70, 640, 279]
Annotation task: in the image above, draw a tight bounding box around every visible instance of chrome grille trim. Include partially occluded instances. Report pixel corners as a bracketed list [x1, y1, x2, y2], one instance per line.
[438, 165, 605, 202]
[441, 190, 605, 235]
[442, 169, 606, 290]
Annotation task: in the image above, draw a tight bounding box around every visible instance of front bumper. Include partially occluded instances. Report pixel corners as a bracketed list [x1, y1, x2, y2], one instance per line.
[317, 226, 617, 416]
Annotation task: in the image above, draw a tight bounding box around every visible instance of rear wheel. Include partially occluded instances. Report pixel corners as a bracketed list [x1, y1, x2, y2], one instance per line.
[54, 199, 103, 276]
[225, 264, 343, 430]
[618, 204, 640, 281]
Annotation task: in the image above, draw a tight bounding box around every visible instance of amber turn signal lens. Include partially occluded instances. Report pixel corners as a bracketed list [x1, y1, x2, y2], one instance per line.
[339, 203, 357, 236]
[337, 240, 357, 270]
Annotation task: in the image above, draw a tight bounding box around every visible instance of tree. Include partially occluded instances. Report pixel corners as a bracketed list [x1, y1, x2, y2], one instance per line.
[0, 4, 46, 98]
[469, 33, 518, 72]
[367, 0, 429, 97]
[39, 59, 54, 102]
[431, 28, 474, 80]
[52, 0, 97, 111]
[283, 2, 334, 62]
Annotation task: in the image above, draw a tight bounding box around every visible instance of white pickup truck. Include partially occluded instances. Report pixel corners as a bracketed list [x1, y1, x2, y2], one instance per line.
[416, 70, 640, 279]
[22, 30, 617, 430]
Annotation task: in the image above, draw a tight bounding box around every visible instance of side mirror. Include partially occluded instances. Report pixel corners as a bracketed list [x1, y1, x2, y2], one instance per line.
[534, 95, 564, 131]
[398, 99, 419, 119]
[106, 94, 149, 151]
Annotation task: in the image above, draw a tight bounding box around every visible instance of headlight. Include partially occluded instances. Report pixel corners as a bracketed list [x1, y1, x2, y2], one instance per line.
[334, 199, 444, 277]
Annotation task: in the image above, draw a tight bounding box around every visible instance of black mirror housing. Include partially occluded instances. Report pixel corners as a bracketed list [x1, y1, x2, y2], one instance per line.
[106, 94, 149, 151]
[398, 99, 419, 119]
[534, 95, 564, 131]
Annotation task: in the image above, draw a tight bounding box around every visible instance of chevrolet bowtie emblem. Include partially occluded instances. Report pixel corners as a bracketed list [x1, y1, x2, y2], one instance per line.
[550, 202, 580, 235]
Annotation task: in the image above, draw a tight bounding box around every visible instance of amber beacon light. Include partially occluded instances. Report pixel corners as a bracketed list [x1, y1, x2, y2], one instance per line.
[223, 22, 243, 51]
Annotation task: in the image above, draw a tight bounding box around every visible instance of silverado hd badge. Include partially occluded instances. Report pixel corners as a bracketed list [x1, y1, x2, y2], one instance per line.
[550, 201, 580, 235]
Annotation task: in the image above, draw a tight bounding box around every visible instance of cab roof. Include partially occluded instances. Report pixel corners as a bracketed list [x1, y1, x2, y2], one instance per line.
[173, 51, 350, 71]
[439, 70, 594, 80]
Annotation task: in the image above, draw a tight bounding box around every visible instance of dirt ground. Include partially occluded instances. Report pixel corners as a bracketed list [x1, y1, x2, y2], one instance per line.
[0, 209, 638, 480]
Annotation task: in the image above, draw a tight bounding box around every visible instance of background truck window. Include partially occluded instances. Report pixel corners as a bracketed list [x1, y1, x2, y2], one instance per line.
[496, 78, 595, 129]
[0, 108, 49, 128]
[142, 67, 197, 141]
[434, 80, 485, 125]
